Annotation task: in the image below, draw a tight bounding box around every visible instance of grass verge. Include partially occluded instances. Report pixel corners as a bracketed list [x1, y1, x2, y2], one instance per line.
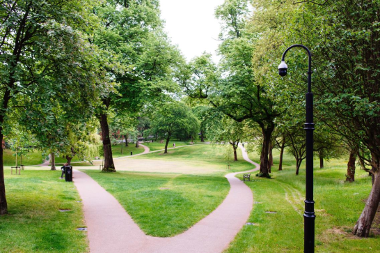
[84, 170, 230, 237]
[225, 150, 380, 252]
[0, 169, 88, 253]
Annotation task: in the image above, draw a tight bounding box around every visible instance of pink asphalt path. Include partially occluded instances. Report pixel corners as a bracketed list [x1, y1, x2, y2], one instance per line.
[73, 145, 259, 253]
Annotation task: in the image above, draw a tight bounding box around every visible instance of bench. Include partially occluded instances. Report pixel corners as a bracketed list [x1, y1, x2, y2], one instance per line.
[243, 173, 251, 181]
[11, 166, 21, 175]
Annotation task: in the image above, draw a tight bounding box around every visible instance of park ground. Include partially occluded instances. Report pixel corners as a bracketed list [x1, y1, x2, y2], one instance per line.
[0, 141, 379, 252]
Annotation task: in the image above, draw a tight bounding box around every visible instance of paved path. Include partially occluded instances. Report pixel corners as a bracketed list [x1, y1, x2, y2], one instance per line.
[113, 144, 150, 158]
[73, 145, 259, 253]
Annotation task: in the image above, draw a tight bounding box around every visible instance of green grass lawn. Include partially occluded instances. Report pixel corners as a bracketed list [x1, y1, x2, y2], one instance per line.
[0, 169, 87, 252]
[225, 149, 380, 252]
[84, 143, 253, 237]
[111, 143, 145, 158]
[2, 143, 378, 252]
[84, 170, 230, 237]
[133, 143, 254, 173]
[3, 148, 45, 166]
[140, 140, 192, 151]
[2, 143, 145, 167]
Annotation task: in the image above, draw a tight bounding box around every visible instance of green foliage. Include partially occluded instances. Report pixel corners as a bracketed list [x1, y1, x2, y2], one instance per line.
[149, 102, 200, 142]
[215, 0, 251, 40]
[0, 0, 111, 161]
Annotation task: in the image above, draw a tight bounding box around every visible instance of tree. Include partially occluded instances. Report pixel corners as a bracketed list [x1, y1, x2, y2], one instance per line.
[93, 0, 182, 171]
[246, 0, 380, 236]
[206, 115, 246, 161]
[313, 127, 343, 169]
[303, 1, 380, 237]
[286, 126, 306, 175]
[268, 0, 380, 237]
[0, 0, 105, 215]
[273, 128, 290, 171]
[178, 1, 280, 177]
[149, 102, 199, 153]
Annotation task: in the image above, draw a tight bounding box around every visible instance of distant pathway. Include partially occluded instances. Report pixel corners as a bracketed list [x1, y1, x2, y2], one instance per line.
[73, 144, 259, 253]
[114, 143, 192, 159]
[38, 154, 50, 167]
[239, 144, 260, 168]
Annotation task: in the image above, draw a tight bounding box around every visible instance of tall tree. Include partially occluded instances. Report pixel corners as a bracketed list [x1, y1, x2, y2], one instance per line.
[305, 1, 380, 237]
[149, 102, 199, 153]
[213, 0, 280, 177]
[272, 0, 380, 237]
[93, 0, 182, 171]
[206, 115, 247, 161]
[0, 0, 104, 215]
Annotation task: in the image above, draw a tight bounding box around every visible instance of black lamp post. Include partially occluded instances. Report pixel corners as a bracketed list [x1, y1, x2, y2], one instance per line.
[278, 44, 315, 253]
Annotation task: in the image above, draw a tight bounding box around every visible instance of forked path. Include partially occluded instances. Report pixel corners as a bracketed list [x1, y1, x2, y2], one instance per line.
[74, 145, 259, 253]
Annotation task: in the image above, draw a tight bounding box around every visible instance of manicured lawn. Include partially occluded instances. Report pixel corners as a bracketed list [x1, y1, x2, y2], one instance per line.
[2, 143, 145, 168]
[3, 148, 45, 166]
[0, 169, 87, 252]
[225, 150, 380, 252]
[140, 140, 192, 151]
[110, 143, 145, 158]
[84, 170, 230, 237]
[83, 143, 253, 237]
[3, 143, 376, 252]
[133, 143, 254, 173]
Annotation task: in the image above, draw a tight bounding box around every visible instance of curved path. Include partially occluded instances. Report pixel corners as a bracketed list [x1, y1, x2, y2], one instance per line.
[73, 145, 259, 253]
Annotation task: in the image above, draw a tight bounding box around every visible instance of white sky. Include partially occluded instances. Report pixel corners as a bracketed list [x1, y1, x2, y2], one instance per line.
[159, 0, 225, 63]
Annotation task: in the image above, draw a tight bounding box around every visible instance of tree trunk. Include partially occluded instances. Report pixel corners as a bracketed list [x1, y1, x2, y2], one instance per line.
[279, 139, 285, 171]
[268, 142, 273, 173]
[0, 131, 8, 215]
[135, 140, 139, 148]
[296, 159, 301, 175]
[0, 89, 11, 215]
[124, 135, 128, 147]
[346, 149, 357, 182]
[269, 142, 274, 166]
[99, 113, 116, 172]
[164, 135, 171, 154]
[320, 156, 324, 169]
[50, 153, 56, 170]
[259, 125, 274, 177]
[232, 143, 238, 161]
[353, 170, 380, 237]
[66, 155, 72, 165]
[200, 130, 205, 142]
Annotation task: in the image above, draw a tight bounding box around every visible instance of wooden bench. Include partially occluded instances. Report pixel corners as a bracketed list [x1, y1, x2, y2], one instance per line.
[243, 173, 251, 181]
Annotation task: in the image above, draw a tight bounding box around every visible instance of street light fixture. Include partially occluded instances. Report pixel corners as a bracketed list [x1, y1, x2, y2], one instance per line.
[278, 44, 315, 253]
